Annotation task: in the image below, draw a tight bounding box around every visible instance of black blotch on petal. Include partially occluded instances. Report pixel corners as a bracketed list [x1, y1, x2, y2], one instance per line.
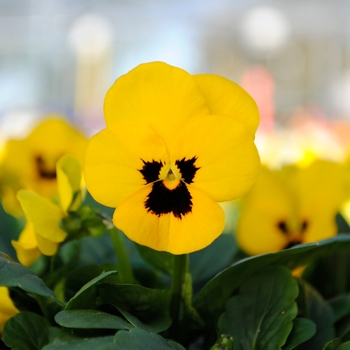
[301, 220, 308, 232]
[35, 156, 56, 179]
[277, 220, 289, 234]
[145, 181, 193, 219]
[139, 160, 163, 184]
[284, 239, 303, 249]
[175, 157, 200, 184]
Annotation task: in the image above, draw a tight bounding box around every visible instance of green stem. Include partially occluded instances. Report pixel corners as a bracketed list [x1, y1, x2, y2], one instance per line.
[108, 227, 134, 284]
[169, 254, 187, 341]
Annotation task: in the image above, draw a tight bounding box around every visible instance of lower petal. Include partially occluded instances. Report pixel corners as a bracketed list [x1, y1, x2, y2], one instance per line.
[35, 231, 60, 256]
[11, 223, 41, 266]
[113, 185, 225, 254]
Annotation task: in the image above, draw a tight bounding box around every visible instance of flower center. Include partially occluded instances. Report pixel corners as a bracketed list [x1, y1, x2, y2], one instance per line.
[138, 156, 200, 219]
[35, 155, 57, 180]
[277, 219, 309, 249]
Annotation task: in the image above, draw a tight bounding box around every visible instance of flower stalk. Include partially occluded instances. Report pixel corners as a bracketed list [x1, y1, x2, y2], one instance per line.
[108, 227, 134, 284]
[169, 254, 187, 341]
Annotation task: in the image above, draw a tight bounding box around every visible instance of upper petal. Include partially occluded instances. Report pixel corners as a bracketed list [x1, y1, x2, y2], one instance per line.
[112, 185, 225, 254]
[194, 74, 259, 137]
[104, 62, 210, 142]
[170, 114, 261, 202]
[84, 121, 169, 207]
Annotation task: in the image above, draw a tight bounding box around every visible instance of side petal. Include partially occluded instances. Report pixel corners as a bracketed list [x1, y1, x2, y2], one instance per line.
[236, 202, 291, 255]
[113, 185, 225, 254]
[194, 74, 259, 137]
[84, 122, 169, 207]
[17, 190, 67, 243]
[104, 62, 209, 141]
[34, 231, 59, 256]
[170, 114, 260, 202]
[235, 167, 297, 255]
[11, 223, 41, 266]
[57, 154, 84, 212]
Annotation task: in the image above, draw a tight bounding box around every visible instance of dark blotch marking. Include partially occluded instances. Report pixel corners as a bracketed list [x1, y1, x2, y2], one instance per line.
[175, 157, 200, 184]
[277, 220, 289, 234]
[145, 181, 193, 219]
[301, 220, 308, 232]
[139, 157, 200, 219]
[284, 239, 303, 250]
[139, 160, 163, 184]
[35, 156, 56, 179]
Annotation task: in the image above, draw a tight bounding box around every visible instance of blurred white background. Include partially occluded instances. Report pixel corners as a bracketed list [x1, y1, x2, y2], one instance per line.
[0, 0, 350, 160]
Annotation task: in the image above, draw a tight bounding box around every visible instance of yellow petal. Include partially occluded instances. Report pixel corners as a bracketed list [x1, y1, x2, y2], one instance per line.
[284, 160, 348, 215]
[0, 287, 18, 331]
[84, 122, 169, 207]
[236, 167, 296, 255]
[194, 74, 259, 137]
[17, 190, 67, 243]
[0, 117, 88, 200]
[104, 61, 209, 143]
[57, 154, 84, 212]
[34, 231, 59, 256]
[113, 185, 225, 254]
[170, 114, 260, 202]
[11, 223, 41, 266]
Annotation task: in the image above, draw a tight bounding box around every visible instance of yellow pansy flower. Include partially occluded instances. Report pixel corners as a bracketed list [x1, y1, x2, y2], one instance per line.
[236, 160, 348, 255]
[85, 61, 261, 254]
[0, 287, 18, 332]
[12, 155, 85, 266]
[0, 116, 87, 216]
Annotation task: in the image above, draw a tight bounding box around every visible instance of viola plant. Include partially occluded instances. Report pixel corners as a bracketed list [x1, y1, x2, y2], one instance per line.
[84, 61, 261, 254]
[0, 116, 87, 216]
[11, 154, 86, 266]
[3, 63, 350, 350]
[236, 160, 349, 255]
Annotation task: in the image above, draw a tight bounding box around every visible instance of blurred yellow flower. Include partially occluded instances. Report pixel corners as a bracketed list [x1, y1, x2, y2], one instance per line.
[236, 160, 348, 255]
[85, 61, 261, 254]
[12, 155, 84, 266]
[0, 287, 18, 332]
[0, 116, 87, 216]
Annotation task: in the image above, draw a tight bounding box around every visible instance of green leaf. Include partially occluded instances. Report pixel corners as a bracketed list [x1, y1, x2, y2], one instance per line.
[329, 296, 350, 322]
[323, 338, 342, 350]
[136, 244, 173, 275]
[117, 308, 172, 333]
[112, 328, 186, 349]
[298, 281, 335, 349]
[0, 253, 58, 300]
[65, 271, 117, 310]
[3, 312, 51, 350]
[282, 318, 316, 350]
[218, 265, 298, 350]
[195, 235, 350, 326]
[42, 332, 114, 350]
[337, 341, 350, 349]
[55, 310, 131, 330]
[190, 233, 237, 286]
[97, 283, 171, 320]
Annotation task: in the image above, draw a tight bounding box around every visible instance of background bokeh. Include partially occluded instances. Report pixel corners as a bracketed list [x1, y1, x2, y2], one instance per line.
[1, 0, 350, 165]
